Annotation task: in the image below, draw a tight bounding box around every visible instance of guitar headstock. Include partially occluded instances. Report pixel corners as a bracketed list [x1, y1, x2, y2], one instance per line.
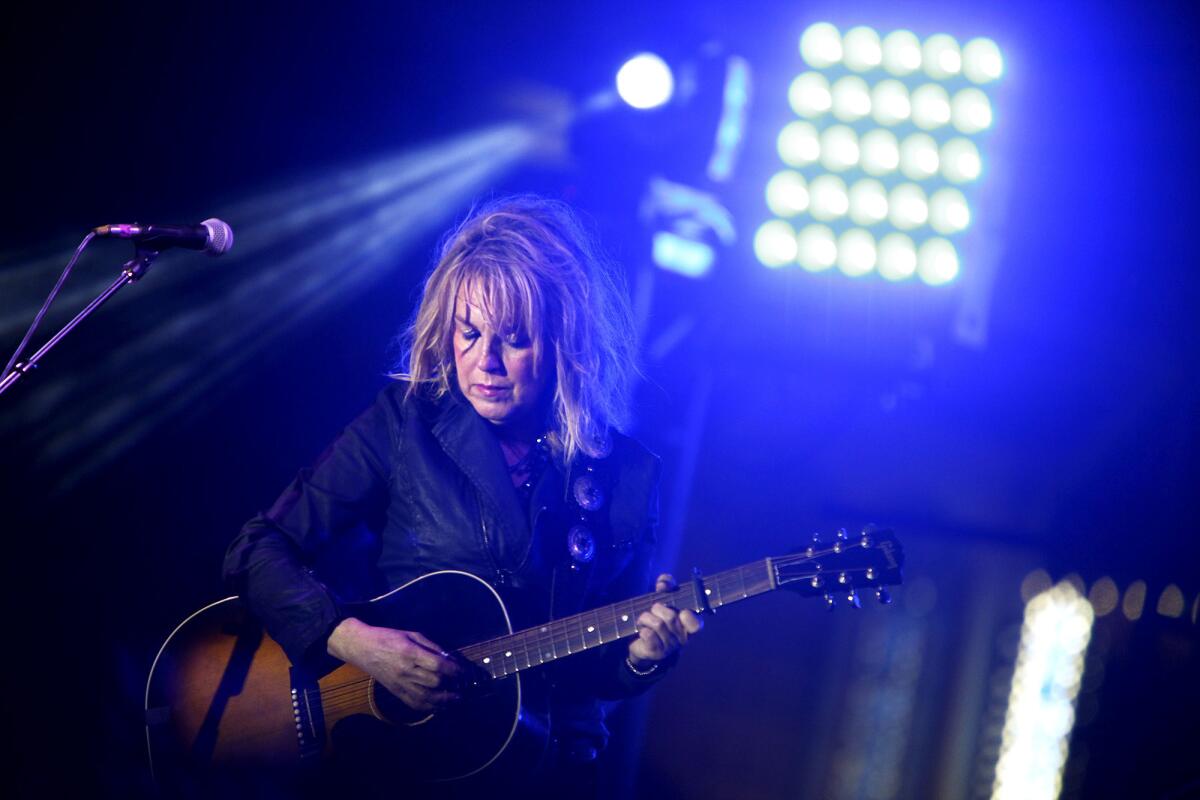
[771, 525, 904, 609]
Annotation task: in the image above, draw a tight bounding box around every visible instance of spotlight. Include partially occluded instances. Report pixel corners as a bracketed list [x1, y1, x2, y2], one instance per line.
[796, 223, 838, 271]
[837, 228, 877, 276]
[616, 53, 675, 110]
[952, 87, 994, 134]
[765, 170, 810, 217]
[916, 237, 959, 285]
[842, 26, 882, 72]
[887, 183, 928, 230]
[921, 33, 962, 80]
[940, 137, 982, 183]
[962, 37, 1004, 84]
[830, 75, 872, 121]
[870, 79, 912, 126]
[848, 178, 889, 226]
[877, 232, 917, 280]
[928, 187, 970, 234]
[860, 129, 900, 176]
[789, 72, 833, 118]
[777, 121, 822, 166]
[809, 174, 850, 221]
[898, 132, 939, 180]
[819, 124, 860, 172]
[800, 22, 843, 68]
[881, 30, 922, 76]
[754, 219, 799, 268]
[910, 83, 951, 130]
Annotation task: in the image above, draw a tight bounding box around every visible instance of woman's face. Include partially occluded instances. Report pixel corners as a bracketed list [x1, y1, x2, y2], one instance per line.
[452, 283, 550, 434]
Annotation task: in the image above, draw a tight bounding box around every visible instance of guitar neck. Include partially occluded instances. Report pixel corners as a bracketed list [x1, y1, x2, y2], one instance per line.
[458, 559, 777, 680]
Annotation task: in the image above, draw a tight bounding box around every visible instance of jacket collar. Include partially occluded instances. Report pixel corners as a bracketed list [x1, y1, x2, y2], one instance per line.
[425, 390, 532, 551]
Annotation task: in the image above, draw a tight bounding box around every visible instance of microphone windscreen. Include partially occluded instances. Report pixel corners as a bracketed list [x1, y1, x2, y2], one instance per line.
[201, 218, 234, 256]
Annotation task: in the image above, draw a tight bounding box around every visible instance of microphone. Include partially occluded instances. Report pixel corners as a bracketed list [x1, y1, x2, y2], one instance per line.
[93, 218, 234, 256]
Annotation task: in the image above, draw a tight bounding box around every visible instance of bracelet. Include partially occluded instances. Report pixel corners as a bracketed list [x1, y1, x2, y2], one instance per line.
[625, 655, 661, 677]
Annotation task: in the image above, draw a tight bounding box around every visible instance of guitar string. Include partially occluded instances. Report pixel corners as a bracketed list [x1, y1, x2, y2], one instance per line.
[302, 567, 763, 706]
[302, 552, 888, 710]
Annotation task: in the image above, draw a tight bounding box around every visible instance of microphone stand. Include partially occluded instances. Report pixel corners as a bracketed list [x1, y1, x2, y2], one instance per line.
[0, 246, 160, 397]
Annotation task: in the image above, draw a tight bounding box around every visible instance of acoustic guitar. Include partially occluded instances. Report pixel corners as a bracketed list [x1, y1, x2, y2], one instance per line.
[145, 526, 903, 788]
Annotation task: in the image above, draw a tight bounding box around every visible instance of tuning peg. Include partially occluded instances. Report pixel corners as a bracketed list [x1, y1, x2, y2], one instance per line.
[823, 592, 836, 611]
[875, 586, 892, 605]
[836, 528, 848, 541]
[811, 531, 823, 544]
[860, 523, 878, 548]
[847, 589, 862, 609]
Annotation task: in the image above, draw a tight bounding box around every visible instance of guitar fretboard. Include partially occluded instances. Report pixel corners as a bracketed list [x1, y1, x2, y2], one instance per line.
[459, 560, 777, 679]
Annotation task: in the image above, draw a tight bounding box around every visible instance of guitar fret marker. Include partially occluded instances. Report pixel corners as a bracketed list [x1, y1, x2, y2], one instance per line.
[587, 625, 595, 633]
[621, 614, 629, 622]
[482, 657, 491, 664]
[505, 651, 512, 657]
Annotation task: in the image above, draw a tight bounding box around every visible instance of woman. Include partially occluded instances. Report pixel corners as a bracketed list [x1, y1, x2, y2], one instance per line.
[224, 195, 701, 793]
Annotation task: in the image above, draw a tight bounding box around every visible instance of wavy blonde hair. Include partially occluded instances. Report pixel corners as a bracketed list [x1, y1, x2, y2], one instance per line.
[394, 195, 637, 464]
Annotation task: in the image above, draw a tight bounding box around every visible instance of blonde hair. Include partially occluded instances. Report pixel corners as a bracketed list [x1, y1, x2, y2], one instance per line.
[394, 195, 637, 464]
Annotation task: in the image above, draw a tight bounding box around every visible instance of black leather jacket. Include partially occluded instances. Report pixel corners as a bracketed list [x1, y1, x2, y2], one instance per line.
[223, 381, 665, 750]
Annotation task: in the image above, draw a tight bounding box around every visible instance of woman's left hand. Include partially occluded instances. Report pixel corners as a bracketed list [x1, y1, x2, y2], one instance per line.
[627, 573, 704, 670]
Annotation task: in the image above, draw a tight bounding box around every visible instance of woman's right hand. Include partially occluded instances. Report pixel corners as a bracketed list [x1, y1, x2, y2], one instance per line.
[327, 617, 463, 713]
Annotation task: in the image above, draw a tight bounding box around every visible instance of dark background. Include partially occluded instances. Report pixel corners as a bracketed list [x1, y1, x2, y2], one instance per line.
[2, 1, 1197, 796]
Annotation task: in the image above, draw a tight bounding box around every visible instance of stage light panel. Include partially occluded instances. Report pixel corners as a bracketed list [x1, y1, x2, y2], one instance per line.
[615, 53, 675, 110]
[762, 23, 1001, 284]
[796, 223, 838, 271]
[754, 219, 799, 267]
[765, 170, 810, 217]
[992, 583, 1093, 800]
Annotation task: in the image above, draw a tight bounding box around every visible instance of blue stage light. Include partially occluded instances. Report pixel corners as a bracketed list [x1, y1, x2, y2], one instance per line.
[881, 30, 922, 76]
[841, 26, 882, 72]
[799, 22, 843, 68]
[796, 223, 837, 271]
[754, 219, 799, 267]
[615, 53, 674, 110]
[963, 37, 1004, 84]
[760, 22, 1002, 284]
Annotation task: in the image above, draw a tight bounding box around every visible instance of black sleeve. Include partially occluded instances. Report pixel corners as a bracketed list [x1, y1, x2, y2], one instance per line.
[222, 387, 399, 670]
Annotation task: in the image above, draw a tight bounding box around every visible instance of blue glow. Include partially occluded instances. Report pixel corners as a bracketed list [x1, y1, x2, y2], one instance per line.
[707, 56, 752, 183]
[652, 231, 715, 278]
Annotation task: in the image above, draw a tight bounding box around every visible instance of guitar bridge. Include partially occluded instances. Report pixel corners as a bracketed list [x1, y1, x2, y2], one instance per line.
[289, 667, 326, 761]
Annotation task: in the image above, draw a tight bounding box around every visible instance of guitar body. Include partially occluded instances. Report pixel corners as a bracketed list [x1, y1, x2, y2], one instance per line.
[146, 571, 549, 790]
